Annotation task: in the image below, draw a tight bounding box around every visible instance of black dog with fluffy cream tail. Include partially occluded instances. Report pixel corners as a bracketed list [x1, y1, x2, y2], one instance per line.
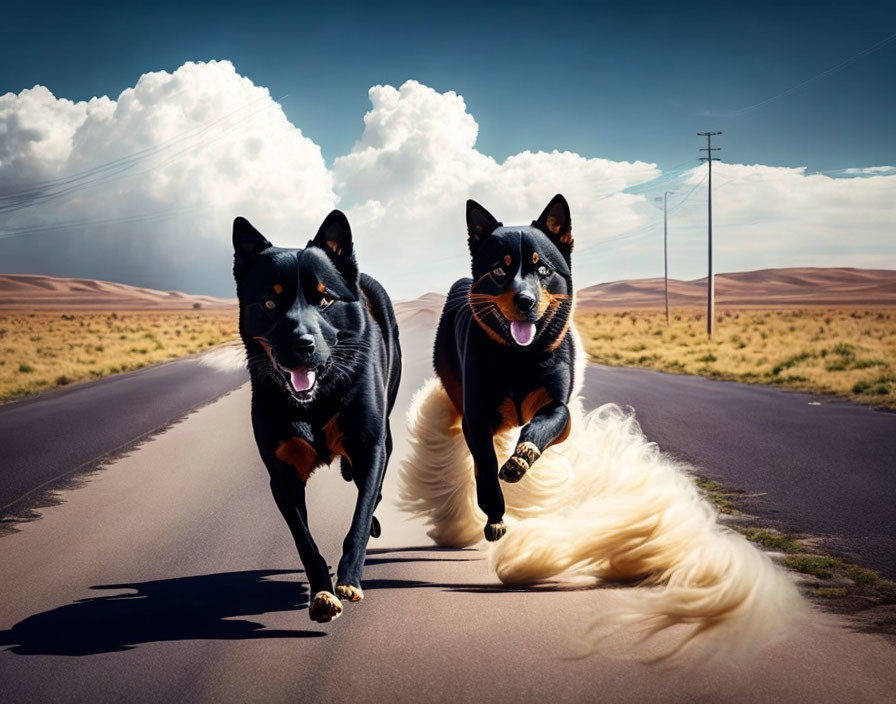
[233, 211, 401, 623]
[433, 195, 575, 542]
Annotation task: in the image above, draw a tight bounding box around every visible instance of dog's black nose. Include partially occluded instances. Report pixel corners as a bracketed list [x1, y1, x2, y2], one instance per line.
[292, 334, 315, 357]
[514, 291, 537, 313]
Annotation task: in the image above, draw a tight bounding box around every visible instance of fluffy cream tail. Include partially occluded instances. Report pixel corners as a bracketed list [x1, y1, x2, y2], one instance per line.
[399, 371, 807, 657]
[491, 404, 807, 657]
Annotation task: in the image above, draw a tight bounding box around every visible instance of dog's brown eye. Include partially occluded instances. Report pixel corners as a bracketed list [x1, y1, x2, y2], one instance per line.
[319, 295, 333, 309]
[492, 267, 505, 277]
[264, 299, 276, 310]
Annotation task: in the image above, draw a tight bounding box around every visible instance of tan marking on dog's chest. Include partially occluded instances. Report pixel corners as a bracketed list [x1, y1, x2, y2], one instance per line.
[275, 415, 350, 481]
[496, 387, 556, 431]
[324, 415, 351, 465]
[275, 437, 320, 483]
[520, 387, 553, 422]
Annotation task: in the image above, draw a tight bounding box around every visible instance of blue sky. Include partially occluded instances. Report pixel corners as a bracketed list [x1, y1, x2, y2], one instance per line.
[4, 0, 894, 171]
[0, 1, 894, 296]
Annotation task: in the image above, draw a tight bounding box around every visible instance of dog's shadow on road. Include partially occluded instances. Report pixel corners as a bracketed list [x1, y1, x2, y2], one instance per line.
[0, 570, 324, 656]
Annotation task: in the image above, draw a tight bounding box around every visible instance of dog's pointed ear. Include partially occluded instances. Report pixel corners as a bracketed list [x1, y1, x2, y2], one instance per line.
[467, 200, 502, 254]
[532, 194, 573, 263]
[310, 210, 359, 292]
[233, 217, 272, 279]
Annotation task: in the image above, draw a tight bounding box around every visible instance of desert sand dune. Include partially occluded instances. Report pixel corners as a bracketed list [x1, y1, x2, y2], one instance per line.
[576, 267, 896, 308]
[1, 267, 893, 311]
[0, 274, 236, 310]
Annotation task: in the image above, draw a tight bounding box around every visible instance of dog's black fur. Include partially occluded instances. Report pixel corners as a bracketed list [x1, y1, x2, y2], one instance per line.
[433, 195, 575, 541]
[233, 211, 400, 622]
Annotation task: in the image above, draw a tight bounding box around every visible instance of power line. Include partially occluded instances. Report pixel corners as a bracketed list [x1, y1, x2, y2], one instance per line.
[719, 30, 896, 118]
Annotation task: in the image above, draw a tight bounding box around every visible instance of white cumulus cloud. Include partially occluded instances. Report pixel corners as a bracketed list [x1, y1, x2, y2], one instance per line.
[0, 64, 893, 297]
[637, 162, 896, 281]
[334, 80, 660, 295]
[0, 61, 335, 293]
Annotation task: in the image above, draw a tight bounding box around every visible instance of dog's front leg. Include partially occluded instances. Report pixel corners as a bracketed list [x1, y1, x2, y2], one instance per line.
[462, 415, 506, 541]
[267, 466, 343, 623]
[499, 401, 570, 483]
[335, 442, 387, 602]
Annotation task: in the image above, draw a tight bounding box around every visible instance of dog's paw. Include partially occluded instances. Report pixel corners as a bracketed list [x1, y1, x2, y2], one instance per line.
[309, 591, 343, 623]
[335, 583, 364, 602]
[370, 516, 381, 538]
[499, 456, 529, 483]
[484, 521, 507, 542]
[515, 441, 541, 465]
[499, 442, 541, 483]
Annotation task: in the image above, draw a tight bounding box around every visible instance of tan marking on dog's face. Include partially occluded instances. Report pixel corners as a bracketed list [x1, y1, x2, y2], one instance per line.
[273, 284, 283, 295]
[253, 337, 278, 366]
[493, 289, 523, 321]
[317, 281, 327, 294]
[545, 293, 573, 351]
[535, 286, 551, 318]
[468, 287, 511, 345]
[275, 437, 320, 483]
[504, 254, 512, 267]
[548, 314, 571, 351]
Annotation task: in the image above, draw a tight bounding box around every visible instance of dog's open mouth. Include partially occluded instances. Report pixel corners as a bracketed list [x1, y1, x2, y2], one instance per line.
[284, 364, 320, 400]
[509, 320, 536, 346]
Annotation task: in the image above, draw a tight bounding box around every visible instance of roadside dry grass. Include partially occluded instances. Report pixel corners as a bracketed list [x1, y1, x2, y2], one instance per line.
[575, 307, 896, 409]
[0, 310, 238, 402]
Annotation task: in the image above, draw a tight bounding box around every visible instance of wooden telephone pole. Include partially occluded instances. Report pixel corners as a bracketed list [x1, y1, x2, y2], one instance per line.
[698, 131, 721, 338]
[655, 191, 675, 326]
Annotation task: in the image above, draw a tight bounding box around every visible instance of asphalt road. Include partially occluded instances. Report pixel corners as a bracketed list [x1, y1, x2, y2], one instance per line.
[0, 352, 247, 515]
[3, 334, 894, 580]
[584, 365, 896, 579]
[1, 319, 895, 702]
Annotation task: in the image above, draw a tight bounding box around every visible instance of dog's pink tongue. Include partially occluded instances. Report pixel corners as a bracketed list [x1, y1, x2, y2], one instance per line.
[510, 321, 536, 346]
[289, 367, 317, 392]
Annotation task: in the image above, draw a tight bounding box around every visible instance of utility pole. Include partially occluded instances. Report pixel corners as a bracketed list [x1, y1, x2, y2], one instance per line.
[655, 191, 675, 326]
[698, 131, 721, 338]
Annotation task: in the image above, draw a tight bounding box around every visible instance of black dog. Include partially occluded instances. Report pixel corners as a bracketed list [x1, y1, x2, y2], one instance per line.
[433, 195, 575, 542]
[232, 211, 401, 622]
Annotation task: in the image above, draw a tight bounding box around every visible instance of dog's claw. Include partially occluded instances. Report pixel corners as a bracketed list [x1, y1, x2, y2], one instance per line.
[370, 515, 381, 538]
[309, 591, 343, 623]
[484, 521, 507, 542]
[335, 584, 364, 602]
